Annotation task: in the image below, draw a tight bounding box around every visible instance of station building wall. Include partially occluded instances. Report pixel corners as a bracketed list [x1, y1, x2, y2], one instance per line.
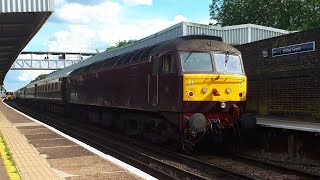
[235, 28, 320, 120]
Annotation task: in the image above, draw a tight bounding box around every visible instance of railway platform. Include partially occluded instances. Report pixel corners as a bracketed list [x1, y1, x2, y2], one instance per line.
[257, 117, 320, 133]
[0, 100, 151, 180]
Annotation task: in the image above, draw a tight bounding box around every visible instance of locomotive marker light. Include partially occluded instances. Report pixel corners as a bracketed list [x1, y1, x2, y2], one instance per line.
[188, 91, 194, 98]
[226, 87, 232, 94]
[189, 113, 207, 133]
[202, 87, 208, 94]
[189, 80, 194, 86]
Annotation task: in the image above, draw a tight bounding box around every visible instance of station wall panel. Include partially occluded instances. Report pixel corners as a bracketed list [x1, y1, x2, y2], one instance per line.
[236, 28, 320, 120]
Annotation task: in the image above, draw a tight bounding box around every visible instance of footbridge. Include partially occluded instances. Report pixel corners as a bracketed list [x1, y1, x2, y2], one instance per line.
[11, 51, 97, 70]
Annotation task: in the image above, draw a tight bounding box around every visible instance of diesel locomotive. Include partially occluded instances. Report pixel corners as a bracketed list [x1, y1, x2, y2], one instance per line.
[15, 35, 256, 151]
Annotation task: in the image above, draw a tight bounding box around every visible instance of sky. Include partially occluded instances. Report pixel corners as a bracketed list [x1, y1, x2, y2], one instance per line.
[4, 0, 213, 91]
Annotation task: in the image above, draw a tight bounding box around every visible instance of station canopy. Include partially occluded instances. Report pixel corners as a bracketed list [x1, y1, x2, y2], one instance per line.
[0, 0, 54, 85]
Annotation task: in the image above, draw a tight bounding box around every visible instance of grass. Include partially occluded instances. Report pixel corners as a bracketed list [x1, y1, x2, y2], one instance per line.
[0, 132, 21, 180]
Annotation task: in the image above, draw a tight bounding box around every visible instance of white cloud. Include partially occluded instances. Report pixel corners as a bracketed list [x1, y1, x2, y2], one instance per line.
[174, 15, 188, 23]
[199, 18, 217, 25]
[55, 0, 65, 7]
[48, 0, 189, 52]
[56, 2, 121, 24]
[123, 0, 152, 6]
[17, 70, 54, 82]
[48, 25, 99, 52]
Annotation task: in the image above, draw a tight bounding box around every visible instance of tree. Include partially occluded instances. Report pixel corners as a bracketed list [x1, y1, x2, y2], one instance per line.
[209, 0, 320, 30]
[30, 74, 47, 83]
[106, 40, 138, 51]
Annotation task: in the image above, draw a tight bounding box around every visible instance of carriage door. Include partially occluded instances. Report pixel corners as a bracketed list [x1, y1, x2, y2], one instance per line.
[158, 53, 179, 111]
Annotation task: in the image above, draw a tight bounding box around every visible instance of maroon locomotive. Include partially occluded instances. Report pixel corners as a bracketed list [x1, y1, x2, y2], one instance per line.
[16, 35, 256, 151]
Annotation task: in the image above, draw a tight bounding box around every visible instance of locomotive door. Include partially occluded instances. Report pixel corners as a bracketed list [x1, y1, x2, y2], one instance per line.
[149, 55, 159, 108]
[157, 53, 179, 111]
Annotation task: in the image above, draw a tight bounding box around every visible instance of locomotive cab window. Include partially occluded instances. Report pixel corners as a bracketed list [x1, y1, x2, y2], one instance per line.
[214, 53, 244, 75]
[160, 54, 176, 74]
[180, 52, 213, 72]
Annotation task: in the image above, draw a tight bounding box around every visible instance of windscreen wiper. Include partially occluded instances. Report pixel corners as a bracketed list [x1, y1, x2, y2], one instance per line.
[224, 51, 230, 67]
[183, 51, 194, 63]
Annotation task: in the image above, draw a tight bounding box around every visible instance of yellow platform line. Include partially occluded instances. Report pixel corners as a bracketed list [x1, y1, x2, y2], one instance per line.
[0, 133, 20, 180]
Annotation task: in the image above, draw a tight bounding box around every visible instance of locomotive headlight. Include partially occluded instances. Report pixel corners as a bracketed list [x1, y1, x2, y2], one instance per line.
[226, 87, 232, 94]
[220, 102, 226, 109]
[202, 87, 208, 94]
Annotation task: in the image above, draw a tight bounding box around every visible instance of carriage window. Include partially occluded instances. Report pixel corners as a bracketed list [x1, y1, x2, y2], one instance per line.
[161, 54, 176, 74]
[57, 82, 61, 91]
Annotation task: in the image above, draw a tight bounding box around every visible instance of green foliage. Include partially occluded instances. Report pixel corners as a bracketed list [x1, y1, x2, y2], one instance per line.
[209, 0, 320, 30]
[106, 40, 138, 51]
[30, 74, 47, 83]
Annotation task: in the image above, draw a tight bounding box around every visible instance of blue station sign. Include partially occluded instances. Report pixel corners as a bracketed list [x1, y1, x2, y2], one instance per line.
[272, 41, 315, 57]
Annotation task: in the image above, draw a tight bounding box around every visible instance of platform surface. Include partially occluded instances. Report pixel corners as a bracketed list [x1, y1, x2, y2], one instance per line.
[0, 101, 144, 180]
[257, 117, 320, 133]
[0, 155, 9, 180]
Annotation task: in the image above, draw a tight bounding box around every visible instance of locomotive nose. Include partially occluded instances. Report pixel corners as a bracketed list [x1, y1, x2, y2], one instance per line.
[189, 113, 207, 133]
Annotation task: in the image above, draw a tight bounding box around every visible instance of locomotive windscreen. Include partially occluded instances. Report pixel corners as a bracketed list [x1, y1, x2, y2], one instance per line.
[180, 51, 243, 74]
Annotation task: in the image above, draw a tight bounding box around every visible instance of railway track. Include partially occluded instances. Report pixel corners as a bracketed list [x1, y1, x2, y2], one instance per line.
[9, 101, 254, 180]
[233, 152, 320, 178]
[82, 123, 320, 179]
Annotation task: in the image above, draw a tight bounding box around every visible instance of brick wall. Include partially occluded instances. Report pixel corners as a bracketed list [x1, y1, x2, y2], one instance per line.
[235, 28, 320, 120]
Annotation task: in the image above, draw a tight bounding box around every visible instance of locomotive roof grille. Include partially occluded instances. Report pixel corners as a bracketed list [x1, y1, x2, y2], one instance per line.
[179, 35, 222, 41]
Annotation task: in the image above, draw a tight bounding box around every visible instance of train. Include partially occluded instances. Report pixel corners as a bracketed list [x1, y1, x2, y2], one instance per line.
[15, 35, 256, 152]
[5, 90, 14, 100]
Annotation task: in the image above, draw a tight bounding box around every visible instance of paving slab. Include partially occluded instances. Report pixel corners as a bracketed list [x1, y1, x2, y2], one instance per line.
[30, 139, 75, 148]
[24, 133, 63, 141]
[18, 128, 54, 135]
[38, 146, 93, 159]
